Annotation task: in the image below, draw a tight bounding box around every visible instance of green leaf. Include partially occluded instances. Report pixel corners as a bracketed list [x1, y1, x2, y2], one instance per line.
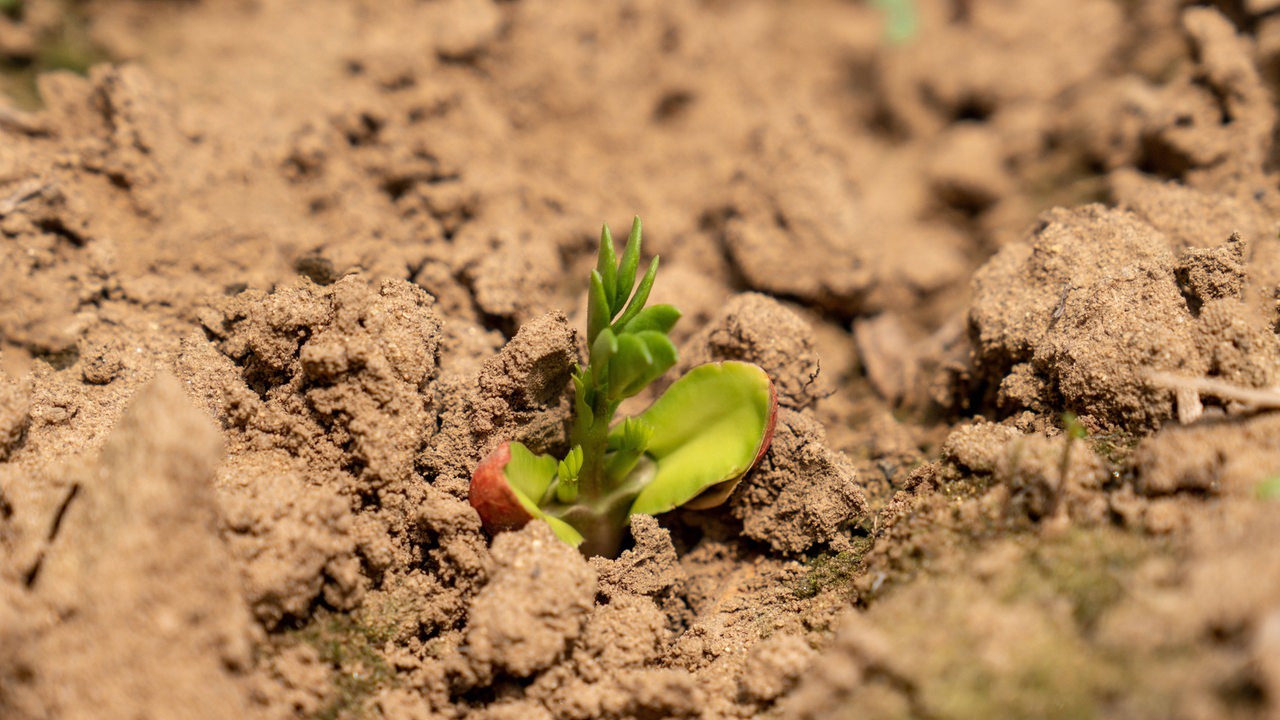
[587, 270, 612, 345]
[503, 442, 586, 545]
[505, 441, 558, 503]
[871, 0, 918, 44]
[615, 217, 642, 309]
[556, 445, 584, 503]
[1256, 475, 1280, 500]
[607, 333, 653, 401]
[572, 370, 594, 430]
[627, 362, 774, 516]
[605, 417, 654, 484]
[614, 256, 659, 330]
[622, 304, 681, 335]
[559, 445, 584, 480]
[617, 331, 676, 399]
[590, 327, 619, 377]
[540, 512, 586, 545]
[596, 224, 618, 313]
[619, 416, 654, 452]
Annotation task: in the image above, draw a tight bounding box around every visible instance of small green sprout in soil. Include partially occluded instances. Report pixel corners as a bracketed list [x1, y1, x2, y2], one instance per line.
[1255, 475, 1280, 501]
[871, 0, 917, 44]
[1059, 411, 1087, 488]
[1060, 411, 1088, 441]
[0, 0, 110, 109]
[1060, 411, 1134, 482]
[470, 218, 777, 557]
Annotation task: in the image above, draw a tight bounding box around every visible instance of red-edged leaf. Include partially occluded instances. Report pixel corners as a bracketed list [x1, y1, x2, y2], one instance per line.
[469, 441, 586, 546]
[469, 442, 534, 534]
[626, 362, 777, 515]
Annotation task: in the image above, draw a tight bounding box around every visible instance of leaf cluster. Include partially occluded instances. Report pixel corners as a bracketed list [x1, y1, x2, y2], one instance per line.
[468, 216, 777, 558]
[573, 218, 681, 427]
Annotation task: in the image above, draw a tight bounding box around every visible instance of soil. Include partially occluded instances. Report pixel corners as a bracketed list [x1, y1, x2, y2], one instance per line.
[3, 1, 1280, 718]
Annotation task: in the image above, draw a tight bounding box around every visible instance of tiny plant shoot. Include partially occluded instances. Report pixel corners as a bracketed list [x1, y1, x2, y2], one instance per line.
[871, 0, 917, 44]
[469, 218, 777, 557]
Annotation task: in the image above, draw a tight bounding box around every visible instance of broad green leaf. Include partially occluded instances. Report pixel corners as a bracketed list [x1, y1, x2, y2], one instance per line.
[607, 333, 654, 402]
[587, 270, 612, 345]
[615, 217, 642, 309]
[503, 442, 586, 545]
[622, 304, 681, 335]
[614, 256, 659, 329]
[627, 362, 774, 516]
[596, 224, 618, 312]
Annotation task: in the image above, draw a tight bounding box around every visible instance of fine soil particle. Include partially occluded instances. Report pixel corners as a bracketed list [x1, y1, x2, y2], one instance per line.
[4, 1, 1280, 719]
[729, 408, 870, 554]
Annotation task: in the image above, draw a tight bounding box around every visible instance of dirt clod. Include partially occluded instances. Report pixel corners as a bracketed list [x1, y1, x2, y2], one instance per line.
[738, 633, 817, 703]
[731, 408, 869, 554]
[460, 522, 596, 681]
[682, 292, 826, 410]
[29, 374, 255, 719]
[971, 204, 1228, 430]
[592, 514, 683, 601]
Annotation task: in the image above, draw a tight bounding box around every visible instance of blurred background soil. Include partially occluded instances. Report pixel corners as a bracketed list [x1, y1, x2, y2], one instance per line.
[3, 1, 1280, 718]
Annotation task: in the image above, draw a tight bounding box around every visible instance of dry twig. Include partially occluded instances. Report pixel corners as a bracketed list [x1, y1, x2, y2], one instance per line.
[1148, 371, 1280, 423]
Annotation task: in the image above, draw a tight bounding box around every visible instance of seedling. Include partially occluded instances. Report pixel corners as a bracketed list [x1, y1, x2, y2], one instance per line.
[470, 218, 777, 557]
[871, 0, 917, 44]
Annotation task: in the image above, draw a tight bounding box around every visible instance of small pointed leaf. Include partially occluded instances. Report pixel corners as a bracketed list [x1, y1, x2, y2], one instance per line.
[556, 445, 584, 503]
[587, 270, 612, 345]
[604, 417, 654, 485]
[620, 416, 654, 452]
[615, 217, 642, 309]
[572, 370, 594, 434]
[614, 256, 659, 330]
[622, 304, 681, 335]
[590, 327, 619, 376]
[596, 224, 618, 312]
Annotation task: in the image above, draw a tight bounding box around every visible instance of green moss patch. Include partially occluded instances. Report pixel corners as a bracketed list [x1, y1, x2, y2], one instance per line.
[282, 610, 397, 720]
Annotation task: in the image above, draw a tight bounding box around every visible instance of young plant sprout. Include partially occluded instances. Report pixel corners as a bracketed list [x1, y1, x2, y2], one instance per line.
[469, 218, 777, 557]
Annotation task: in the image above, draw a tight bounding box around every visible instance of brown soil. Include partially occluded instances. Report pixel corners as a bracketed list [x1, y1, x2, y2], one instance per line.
[3, 1, 1280, 718]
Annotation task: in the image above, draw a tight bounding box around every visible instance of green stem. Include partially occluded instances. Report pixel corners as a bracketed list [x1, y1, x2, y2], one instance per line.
[545, 455, 655, 557]
[572, 391, 615, 501]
